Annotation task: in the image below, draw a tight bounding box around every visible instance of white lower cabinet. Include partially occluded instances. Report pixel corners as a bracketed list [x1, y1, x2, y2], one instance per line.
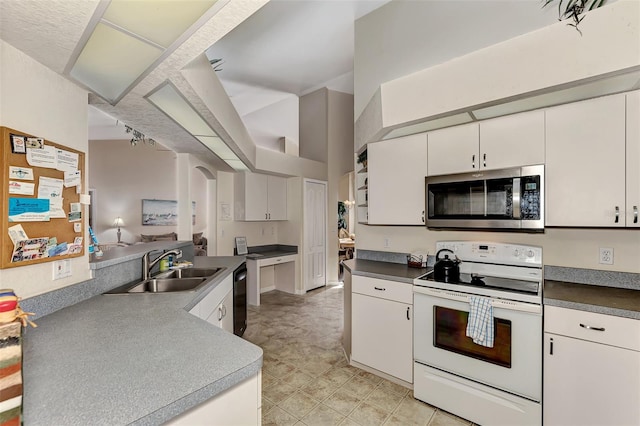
[351, 276, 413, 383]
[543, 306, 640, 426]
[167, 371, 261, 425]
[190, 275, 234, 334]
[206, 289, 234, 333]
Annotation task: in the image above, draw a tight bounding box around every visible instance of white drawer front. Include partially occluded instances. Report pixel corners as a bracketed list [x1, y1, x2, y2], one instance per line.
[352, 275, 413, 304]
[545, 305, 640, 351]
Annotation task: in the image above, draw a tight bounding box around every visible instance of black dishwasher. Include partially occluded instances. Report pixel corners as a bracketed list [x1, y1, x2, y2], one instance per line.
[233, 263, 247, 337]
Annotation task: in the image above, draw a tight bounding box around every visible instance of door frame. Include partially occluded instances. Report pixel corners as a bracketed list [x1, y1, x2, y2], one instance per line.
[303, 178, 328, 292]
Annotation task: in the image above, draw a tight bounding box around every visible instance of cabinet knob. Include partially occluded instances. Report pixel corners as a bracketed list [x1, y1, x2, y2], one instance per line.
[483, 153, 486, 168]
[614, 206, 620, 223]
[406, 306, 411, 320]
[472, 154, 476, 169]
[374, 286, 386, 291]
[634, 206, 638, 224]
[422, 210, 425, 223]
[218, 307, 223, 321]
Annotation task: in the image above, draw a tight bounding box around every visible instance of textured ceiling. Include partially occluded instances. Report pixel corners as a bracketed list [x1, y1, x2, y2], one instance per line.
[0, 0, 269, 172]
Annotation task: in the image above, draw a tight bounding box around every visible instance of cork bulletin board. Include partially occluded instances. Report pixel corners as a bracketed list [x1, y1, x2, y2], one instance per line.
[1, 126, 86, 269]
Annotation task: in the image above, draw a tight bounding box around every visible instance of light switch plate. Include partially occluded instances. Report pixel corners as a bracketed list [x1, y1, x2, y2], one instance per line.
[52, 260, 72, 280]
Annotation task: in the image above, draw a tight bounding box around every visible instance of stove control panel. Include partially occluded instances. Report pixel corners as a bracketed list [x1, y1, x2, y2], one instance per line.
[436, 241, 542, 267]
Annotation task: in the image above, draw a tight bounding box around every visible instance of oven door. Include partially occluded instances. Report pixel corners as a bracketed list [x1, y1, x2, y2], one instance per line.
[413, 286, 542, 401]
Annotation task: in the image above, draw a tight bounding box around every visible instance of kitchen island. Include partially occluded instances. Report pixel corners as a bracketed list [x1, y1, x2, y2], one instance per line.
[22, 255, 262, 425]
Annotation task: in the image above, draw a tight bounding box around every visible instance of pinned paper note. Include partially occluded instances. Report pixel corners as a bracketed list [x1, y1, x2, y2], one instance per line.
[8, 224, 28, 245]
[9, 166, 34, 180]
[12, 237, 49, 262]
[49, 198, 66, 219]
[56, 148, 79, 172]
[8, 198, 50, 222]
[37, 176, 64, 199]
[9, 181, 35, 196]
[26, 145, 57, 168]
[64, 170, 81, 187]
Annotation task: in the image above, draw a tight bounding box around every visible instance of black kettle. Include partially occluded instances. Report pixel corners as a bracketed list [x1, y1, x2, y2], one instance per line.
[434, 249, 461, 283]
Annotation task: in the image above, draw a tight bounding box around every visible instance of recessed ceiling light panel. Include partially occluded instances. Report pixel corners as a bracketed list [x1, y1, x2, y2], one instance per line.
[67, 0, 221, 104]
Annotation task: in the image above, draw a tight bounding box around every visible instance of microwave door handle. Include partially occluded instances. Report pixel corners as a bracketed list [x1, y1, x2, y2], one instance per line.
[513, 178, 521, 219]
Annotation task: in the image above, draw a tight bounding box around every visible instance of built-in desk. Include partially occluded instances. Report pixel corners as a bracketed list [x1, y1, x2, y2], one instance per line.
[244, 245, 298, 306]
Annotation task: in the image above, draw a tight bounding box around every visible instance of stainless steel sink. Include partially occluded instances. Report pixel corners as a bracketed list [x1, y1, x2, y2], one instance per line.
[127, 277, 208, 293]
[105, 267, 225, 294]
[154, 268, 221, 279]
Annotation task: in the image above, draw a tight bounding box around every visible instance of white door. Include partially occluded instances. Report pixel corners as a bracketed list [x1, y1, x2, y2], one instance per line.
[304, 180, 326, 292]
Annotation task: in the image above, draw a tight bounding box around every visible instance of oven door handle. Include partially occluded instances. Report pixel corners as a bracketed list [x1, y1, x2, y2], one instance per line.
[413, 286, 541, 314]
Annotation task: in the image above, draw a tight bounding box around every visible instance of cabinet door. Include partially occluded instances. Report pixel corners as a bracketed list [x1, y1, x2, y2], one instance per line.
[627, 90, 640, 227]
[545, 94, 626, 226]
[267, 175, 287, 220]
[352, 293, 412, 383]
[479, 110, 544, 170]
[543, 333, 640, 426]
[219, 290, 234, 333]
[427, 123, 479, 175]
[368, 134, 428, 225]
[244, 173, 269, 221]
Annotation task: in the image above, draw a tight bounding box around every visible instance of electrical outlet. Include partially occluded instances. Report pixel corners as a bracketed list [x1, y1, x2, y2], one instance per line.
[599, 247, 614, 265]
[384, 237, 391, 248]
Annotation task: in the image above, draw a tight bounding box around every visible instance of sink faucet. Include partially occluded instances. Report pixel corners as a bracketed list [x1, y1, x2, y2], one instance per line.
[143, 249, 182, 280]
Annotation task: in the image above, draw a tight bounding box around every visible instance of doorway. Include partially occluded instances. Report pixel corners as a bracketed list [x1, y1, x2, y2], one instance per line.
[303, 179, 327, 292]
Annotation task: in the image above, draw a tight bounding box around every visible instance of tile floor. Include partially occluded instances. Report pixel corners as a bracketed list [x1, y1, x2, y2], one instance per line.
[242, 284, 473, 426]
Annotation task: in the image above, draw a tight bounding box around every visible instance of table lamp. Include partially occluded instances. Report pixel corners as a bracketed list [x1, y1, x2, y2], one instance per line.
[113, 217, 125, 243]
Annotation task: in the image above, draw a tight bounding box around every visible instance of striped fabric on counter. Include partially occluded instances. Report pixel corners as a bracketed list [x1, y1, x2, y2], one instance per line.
[0, 322, 21, 426]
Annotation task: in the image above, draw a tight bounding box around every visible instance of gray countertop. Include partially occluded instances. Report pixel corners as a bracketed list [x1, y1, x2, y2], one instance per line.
[23, 256, 262, 425]
[544, 279, 640, 320]
[344, 258, 639, 320]
[245, 244, 298, 260]
[343, 258, 430, 284]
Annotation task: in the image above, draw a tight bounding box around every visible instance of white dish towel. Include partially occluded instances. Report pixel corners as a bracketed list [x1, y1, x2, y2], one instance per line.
[465, 296, 495, 348]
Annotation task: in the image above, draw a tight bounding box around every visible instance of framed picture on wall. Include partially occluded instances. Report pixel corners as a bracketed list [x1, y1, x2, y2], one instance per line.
[142, 199, 177, 226]
[142, 199, 196, 226]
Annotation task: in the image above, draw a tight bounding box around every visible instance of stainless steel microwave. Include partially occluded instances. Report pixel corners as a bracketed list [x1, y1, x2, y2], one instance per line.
[426, 165, 544, 231]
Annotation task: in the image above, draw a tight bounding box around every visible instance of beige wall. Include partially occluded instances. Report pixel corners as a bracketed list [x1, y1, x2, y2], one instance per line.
[327, 91, 355, 283]
[89, 140, 177, 243]
[299, 89, 328, 163]
[89, 140, 215, 244]
[0, 41, 90, 298]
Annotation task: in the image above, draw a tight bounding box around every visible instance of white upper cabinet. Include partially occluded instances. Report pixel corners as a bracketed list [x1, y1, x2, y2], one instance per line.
[266, 174, 288, 221]
[545, 94, 626, 227]
[479, 110, 545, 170]
[627, 90, 640, 227]
[234, 172, 287, 221]
[427, 123, 479, 176]
[368, 134, 428, 225]
[427, 110, 545, 176]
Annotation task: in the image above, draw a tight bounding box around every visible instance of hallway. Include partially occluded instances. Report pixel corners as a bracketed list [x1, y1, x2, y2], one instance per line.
[243, 286, 471, 426]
